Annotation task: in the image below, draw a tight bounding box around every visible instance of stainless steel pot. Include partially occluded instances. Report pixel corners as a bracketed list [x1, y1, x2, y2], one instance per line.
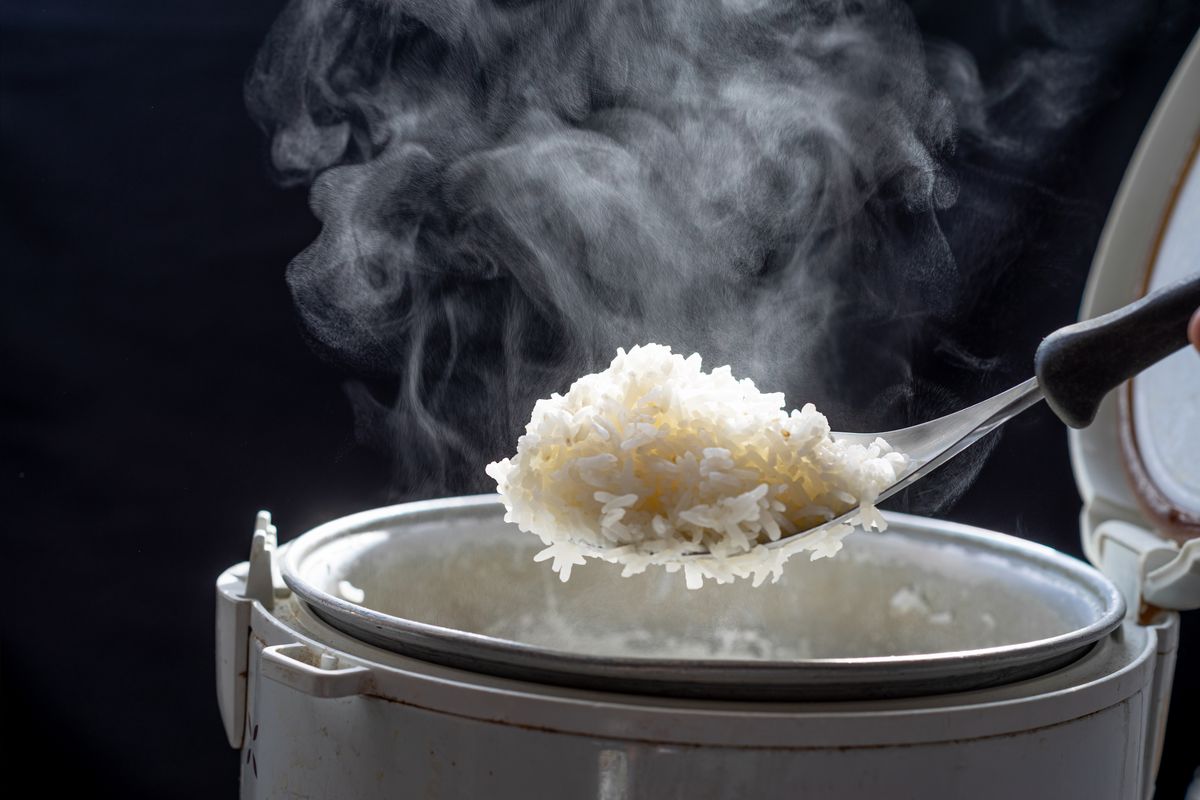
[280, 495, 1123, 701]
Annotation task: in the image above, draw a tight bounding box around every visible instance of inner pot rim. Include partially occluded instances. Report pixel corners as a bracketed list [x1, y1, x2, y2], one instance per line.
[279, 494, 1125, 700]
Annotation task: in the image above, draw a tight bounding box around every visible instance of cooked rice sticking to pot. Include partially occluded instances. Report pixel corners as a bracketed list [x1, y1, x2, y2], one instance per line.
[486, 343, 907, 589]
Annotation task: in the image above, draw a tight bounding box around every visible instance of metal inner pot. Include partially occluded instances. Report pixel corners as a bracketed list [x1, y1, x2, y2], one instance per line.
[281, 495, 1124, 700]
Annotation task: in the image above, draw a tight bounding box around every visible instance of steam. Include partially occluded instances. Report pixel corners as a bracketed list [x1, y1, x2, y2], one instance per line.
[245, 0, 1182, 503]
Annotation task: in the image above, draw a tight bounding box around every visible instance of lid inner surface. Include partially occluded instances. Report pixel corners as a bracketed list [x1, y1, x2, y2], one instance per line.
[1125, 136, 1200, 539]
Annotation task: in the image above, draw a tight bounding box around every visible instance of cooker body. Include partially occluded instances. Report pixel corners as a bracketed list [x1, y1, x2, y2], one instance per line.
[218, 501, 1179, 799]
[235, 602, 1173, 800]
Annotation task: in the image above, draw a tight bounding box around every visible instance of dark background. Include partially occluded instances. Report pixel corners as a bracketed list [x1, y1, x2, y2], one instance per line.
[1, 1, 1197, 796]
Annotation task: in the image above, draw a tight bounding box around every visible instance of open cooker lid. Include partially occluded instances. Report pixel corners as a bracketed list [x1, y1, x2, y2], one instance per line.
[1071, 31, 1200, 611]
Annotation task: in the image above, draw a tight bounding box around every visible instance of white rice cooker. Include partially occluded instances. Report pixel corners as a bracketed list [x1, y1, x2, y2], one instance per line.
[215, 33, 1200, 799]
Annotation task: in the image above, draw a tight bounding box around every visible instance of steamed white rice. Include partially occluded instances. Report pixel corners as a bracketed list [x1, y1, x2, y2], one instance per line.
[486, 344, 908, 589]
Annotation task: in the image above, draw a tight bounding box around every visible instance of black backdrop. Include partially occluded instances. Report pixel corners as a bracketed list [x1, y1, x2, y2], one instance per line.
[2, 1, 1197, 797]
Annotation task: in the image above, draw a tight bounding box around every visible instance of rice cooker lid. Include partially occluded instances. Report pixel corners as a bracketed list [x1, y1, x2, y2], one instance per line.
[1070, 31, 1200, 610]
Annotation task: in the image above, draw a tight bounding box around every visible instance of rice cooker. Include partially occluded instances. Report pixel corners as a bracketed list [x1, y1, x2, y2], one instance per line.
[215, 33, 1200, 799]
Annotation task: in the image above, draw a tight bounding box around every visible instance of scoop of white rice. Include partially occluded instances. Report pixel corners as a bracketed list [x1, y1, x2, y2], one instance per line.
[486, 344, 907, 589]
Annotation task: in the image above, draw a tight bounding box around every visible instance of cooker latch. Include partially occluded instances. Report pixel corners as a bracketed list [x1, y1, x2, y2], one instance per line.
[215, 511, 288, 748]
[1088, 519, 1200, 616]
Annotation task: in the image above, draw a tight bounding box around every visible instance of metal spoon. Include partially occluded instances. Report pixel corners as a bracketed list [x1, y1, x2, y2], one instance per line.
[693, 271, 1200, 557]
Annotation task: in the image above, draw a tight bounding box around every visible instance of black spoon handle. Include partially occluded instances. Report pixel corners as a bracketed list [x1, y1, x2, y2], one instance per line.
[1035, 271, 1200, 429]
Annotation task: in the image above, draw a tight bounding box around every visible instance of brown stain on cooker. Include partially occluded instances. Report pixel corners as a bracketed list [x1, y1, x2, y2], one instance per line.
[359, 690, 1119, 753]
[1118, 131, 1200, 545]
[1138, 601, 1168, 627]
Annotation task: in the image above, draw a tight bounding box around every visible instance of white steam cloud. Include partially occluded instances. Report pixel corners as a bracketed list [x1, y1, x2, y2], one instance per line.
[245, 0, 1186, 503]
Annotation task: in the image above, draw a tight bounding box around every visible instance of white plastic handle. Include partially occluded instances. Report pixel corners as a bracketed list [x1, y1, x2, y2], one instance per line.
[261, 643, 371, 698]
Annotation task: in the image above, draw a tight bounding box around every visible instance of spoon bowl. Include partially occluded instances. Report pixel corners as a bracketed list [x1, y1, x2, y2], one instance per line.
[736, 377, 1044, 555]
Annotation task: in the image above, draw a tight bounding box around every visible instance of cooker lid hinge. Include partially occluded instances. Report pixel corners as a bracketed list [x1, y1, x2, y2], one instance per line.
[1089, 518, 1200, 615]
